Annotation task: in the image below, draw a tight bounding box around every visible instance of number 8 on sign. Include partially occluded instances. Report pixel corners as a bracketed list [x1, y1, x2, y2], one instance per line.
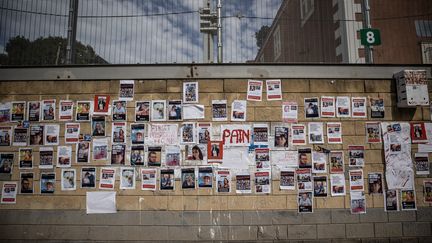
[360, 28, 381, 46]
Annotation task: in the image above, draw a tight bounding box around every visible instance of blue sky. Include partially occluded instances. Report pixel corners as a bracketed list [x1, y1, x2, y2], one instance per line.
[0, 0, 282, 63]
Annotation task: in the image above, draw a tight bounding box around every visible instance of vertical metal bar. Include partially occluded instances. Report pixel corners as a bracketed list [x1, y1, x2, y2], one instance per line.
[66, 0, 78, 64]
[217, 0, 222, 63]
[362, 0, 373, 64]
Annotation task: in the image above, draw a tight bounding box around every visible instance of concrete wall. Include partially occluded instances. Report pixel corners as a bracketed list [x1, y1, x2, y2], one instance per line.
[0, 66, 431, 242]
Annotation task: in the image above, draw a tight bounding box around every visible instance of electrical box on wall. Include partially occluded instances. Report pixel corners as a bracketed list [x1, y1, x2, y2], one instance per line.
[394, 70, 429, 108]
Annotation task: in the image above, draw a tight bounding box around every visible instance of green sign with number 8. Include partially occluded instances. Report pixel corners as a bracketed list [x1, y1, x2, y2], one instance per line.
[360, 28, 381, 46]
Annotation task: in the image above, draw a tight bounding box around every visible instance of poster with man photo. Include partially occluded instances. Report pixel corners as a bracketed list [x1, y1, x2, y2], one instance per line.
[160, 168, 175, 190]
[112, 100, 127, 121]
[370, 97, 384, 118]
[181, 168, 196, 189]
[168, 100, 182, 121]
[131, 123, 145, 145]
[298, 148, 312, 169]
[236, 173, 251, 194]
[183, 81, 199, 103]
[135, 101, 150, 122]
[1, 182, 17, 204]
[151, 100, 166, 121]
[11, 101, 25, 121]
[29, 124, 44, 146]
[274, 126, 289, 148]
[59, 100, 74, 121]
[368, 172, 383, 194]
[351, 97, 367, 118]
[0, 126, 11, 146]
[39, 147, 54, 169]
[81, 167, 96, 188]
[27, 101, 41, 122]
[298, 192, 313, 213]
[0, 103, 10, 123]
[112, 122, 126, 143]
[410, 122, 427, 143]
[92, 138, 109, 161]
[401, 189, 417, 210]
[198, 167, 213, 188]
[207, 141, 223, 163]
[40, 172, 55, 194]
[13, 126, 28, 146]
[329, 151, 344, 173]
[57, 146, 72, 168]
[19, 148, 33, 169]
[44, 124, 59, 146]
[0, 153, 14, 174]
[147, 146, 162, 167]
[313, 176, 328, 197]
[336, 96, 351, 118]
[76, 101, 92, 121]
[42, 99, 56, 121]
[231, 100, 247, 122]
[308, 122, 324, 144]
[93, 95, 110, 115]
[165, 146, 181, 166]
[141, 168, 157, 191]
[266, 79, 282, 100]
[92, 116, 106, 137]
[111, 143, 126, 165]
[253, 124, 269, 146]
[280, 169, 295, 190]
[131, 145, 145, 166]
[384, 189, 399, 211]
[304, 98, 319, 118]
[180, 122, 196, 144]
[282, 101, 298, 123]
[61, 169, 76, 191]
[414, 153, 430, 175]
[350, 191, 366, 214]
[20, 172, 34, 194]
[216, 169, 231, 193]
[247, 80, 263, 101]
[365, 122, 381, 143]
[348, 145, 365, 167]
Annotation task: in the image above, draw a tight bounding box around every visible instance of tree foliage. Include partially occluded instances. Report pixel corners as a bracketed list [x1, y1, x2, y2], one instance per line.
[255, 25, 270, 50]
[1, 36, 107, 65]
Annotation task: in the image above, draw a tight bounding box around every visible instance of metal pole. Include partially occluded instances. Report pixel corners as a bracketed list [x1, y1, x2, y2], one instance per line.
[202, 0, 214, 63]
[66, 0, 79, 64]
[363, 0, 373, 63]
[217, 0, 223, 63]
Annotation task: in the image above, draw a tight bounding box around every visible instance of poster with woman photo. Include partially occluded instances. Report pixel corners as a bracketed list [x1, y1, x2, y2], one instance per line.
[112, 122, 126, 143]
[298, 192, 313, 213]
[212, 100, 227, 121]
[20, 172, 34, 194]
[216, 169, 231, 193]
[40, 172, 55, 194]
[111, 143, 126, 165]
[27, 101, 41, 122]
[120, 167, 136, 190]
[165, 146, 181, 166]
[304, 98, 319, 118]
[61, 169, 76, 191]
[187, 144, 207, 162]
[401, 189, 417, 210]
[93, 95, 110, 115]
[44, 124, 59, 146]
[151, 100, 166, 121]
[330, 174, 346, 196]
[92, 116, 106, 137]
[198, 167, 213, 188]
[11, 101, 25, 121]
[112, 100, 127, 121]
[29, 124, 44, 146]
[59, 100, 74, 121]
[131, 123, 145, 145]
[42, 99, 56, 121]
[81, 167, 96, 188]
[181, 167, 196, 189]
[39, 147, 54, 169]
[76, 101, 92, 121]
[0, 103, 10, 123]
[180, 122, 196, 144]
[19, 148, 33, 169]
[197, 123, 211, 144]
[329, 151, 344, 173]
[141, 168, 157, 191]
[76, 141, 90, 163]
[266, 79, 282, 100]
[368, 172, 383, 194]
[274, 126, 289, 149]
[336, 96, 351, 118]
[424, 180, 432, 203]
[231, 100, 247, 122]
[207, 141, 223, 163]
[183, 81, 199, 103]
[131, 145, 145, 166]
[160, 168, 175, 190]
[57, 146, 72, 168]
[135, 101, 150, 122]
[168, 100, 182, 121]
[0, 126, 11, 146]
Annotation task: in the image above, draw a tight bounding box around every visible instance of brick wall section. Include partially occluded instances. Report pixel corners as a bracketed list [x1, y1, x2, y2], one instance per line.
[0, 78, 431, 241]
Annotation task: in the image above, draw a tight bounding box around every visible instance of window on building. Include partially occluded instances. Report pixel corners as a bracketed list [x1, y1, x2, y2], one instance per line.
[273, 25, 281, 61]
[300, 0, 314, 26]
[421, 42, 432, 64]
[415, 20, 432, 37]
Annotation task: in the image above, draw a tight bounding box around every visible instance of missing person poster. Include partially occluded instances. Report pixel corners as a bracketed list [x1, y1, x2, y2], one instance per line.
[330, 174, 346, 196]
[44, 124, 59, 146]
[368, 172, 383, 195]
[135, 101, 150, 122]
[112, 122, 126, 143]
[231, 100, 247, 122]
[212, 100, 228, 121]
[92, 116, 106, 137]
[298, 192, 313, 213]
[282, 101, 298, 123]
[65, 123, 80, 143]
[131, 123, 145, 145]
[29, 124, 44, 146]
[296, 168, 312, 192]
[147, 146, 162, 167]
[0, 103, 10, 123]
[0, 153, 14, 174]
[61, 169, 76, 191]
[308, 122, 324, 144]
[351, 97, 367, 118]
[19, 148, 33, 169]
[59, 100, 74, 121]
[366, 122, 381, 143]
[99, 168, 116, 190]
[327, 122, 342, 144]
[298, 148, 312, 169]
[401, 189, 417, 210]
[93, 95, 110, 115]
[131, 145, 145, 166]
[119, 80, 134, 101]
[424, 180, 432, 203]
[253, 124, 269, 146]
[274, 126, 289, 149]
[1, 182, 17, 204]
[313, 176, 328, 197]
[384, 189, 399, 211]
[350, 191, 366, 214]
[336, 96, 351, 118]
[20, 172, 34, 194]
[291, 124, 306, 146]
[0, 126, 11, 146]
[180, 122, 196, 144]
[112, 100, 127, 121]
[247, 80, 263, 101]
[76, 101, 92, 121]
[42, 99, 56, 121]
[183, 81, 199, 103]
[207, 140, 223, 163]
[266, 79, 282, 100]
[348, 145, 365, 167]
[197, 123, 211, 144]
[57, 146, 72, 168]
[40, 172, 56, 194]
[280, 169, 295, 190]
[111, 143, 126, 165]
[120, 167, 136, 190]
[255, 170, 271, 194]
[168, 100, 182, 121]
[320, 96, 336, 117]
[165, 146, 181, 166]
[304, 98, 319, 118]
[198, 167, 213, 188]
[11, 101, 25, 121]
[312, 151, 327, 174]
[370, 98, 384, 118]
[216, 169, 231, 193]
[411, 122, 427, 143]
[13, 126, 28, 146]
[151, 100, 166, 121]
[414, 153, 430, 175]
[141, 168, 157, 191]
[236, 173, 251, 194]
[27, 101, 41, 122]
[93, 138, 109, 161]
[349, 169, 364, 191]
[39, 147, 54, 169]
[329, 151, 344, 173]
[160, 168, 175, 190]
[81, 167, 96, 188]
[181, 167, 196, 189]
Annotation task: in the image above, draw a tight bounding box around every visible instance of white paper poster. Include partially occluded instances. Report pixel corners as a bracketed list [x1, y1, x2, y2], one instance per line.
[99, 168, 116, 190]
[1, 182, 17, 204]
[61, 169, 76, 191]
[65, 123, 80, 143]
[253, 123, 269, 146]
[183, 82, 199, 103]
[147, 124, 179, 145]
[236, 173, 251, 194]
[330, 174, 346, 196]
[216, 169, 231, 193]
[282, 101, 298, 123]
[231, 100, 247, 121]
[291, 124, 307, 146]
[304, 98, 319, 118]
[183, 104, 205, 120]
[255, 170, 271, 194]
[320, 96, 335, 117]
[141, 168, 157, 191]
[93, 138, 109, 161]
[336, 96, 351, 118]
[280, 169, 295, 190]
[312, 151, 327, 174]
[247, 80, 263, 101]
[59, 100, 74, 121]
[221, 124, 251, 146]
[120, 167, 136, 190]
[212, 100, 228, 121]
[119, 80, 134, 101]
[57, 146, 72, 168]
[39, 147, 54, 169]
[222, 147, 250, 170]
[349, 169, 364, 191]
[180, 122, 196, 144]
[351, 97, 367, 118]
[86, 191, 117, 214]
[112, 122, 127, 143]
[271, 150, 298, 168]
[327, 122, 342, 144]
[42, 99, 56, 121]
[266, 79, 282, 100]
[350, 191, 366, 214]
[308, 122, 324, 144]
[43, 124, 59, 146]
